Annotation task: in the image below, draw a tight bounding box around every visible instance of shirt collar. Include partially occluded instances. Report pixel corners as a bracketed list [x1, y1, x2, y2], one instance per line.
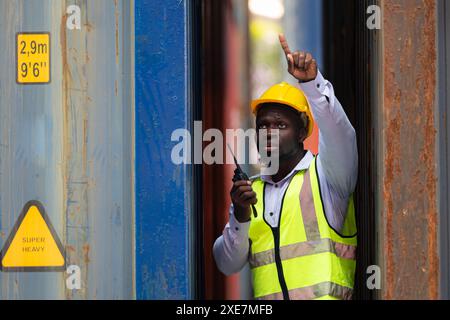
[261, 151, 314, 184]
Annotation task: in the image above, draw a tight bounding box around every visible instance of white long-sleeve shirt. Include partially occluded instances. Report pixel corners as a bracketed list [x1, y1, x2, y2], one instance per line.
[213, 71, 358, 276]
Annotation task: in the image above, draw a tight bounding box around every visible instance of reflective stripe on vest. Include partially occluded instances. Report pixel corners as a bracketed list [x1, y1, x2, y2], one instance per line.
[249, 238, 356, 269]
[249, 156, 357, 300]
[255, 281, 353, 300]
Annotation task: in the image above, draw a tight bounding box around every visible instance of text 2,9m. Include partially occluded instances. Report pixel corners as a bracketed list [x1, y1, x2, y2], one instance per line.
[16, 33, 51, 84]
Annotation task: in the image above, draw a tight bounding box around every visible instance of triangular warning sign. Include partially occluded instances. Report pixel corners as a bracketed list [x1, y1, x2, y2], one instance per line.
[0, 201, 65, 272]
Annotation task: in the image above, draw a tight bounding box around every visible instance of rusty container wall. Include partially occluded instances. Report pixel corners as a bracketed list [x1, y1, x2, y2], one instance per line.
[0, 0, 134, 299]
[380, 0, 439, 299]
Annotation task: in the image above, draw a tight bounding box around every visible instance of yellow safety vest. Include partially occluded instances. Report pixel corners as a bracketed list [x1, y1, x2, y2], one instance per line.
[249, 157, 357, 300]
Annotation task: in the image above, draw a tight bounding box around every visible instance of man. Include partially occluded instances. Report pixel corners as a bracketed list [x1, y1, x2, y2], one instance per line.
[213, 34, 358, 300]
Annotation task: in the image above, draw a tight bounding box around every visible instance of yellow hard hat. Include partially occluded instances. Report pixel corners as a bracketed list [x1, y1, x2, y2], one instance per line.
[251, 82, 314, 138]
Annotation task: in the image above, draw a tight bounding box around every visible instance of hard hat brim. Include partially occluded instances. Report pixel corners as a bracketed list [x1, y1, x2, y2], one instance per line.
[251, 98, 314, 138]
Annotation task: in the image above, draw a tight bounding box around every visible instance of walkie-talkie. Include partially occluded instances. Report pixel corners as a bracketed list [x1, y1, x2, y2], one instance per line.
[227, 144, 258, 218]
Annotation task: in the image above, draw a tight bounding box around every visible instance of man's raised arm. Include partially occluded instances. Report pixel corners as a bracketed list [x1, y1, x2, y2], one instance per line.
[279, 34, 358, 199]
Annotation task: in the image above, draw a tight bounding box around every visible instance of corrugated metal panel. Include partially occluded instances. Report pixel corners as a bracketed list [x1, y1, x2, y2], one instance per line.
[201, 0, 254, 300]
[438, 0, 450, 300]
[381, 0, 438, 299]
[323, 0, 379, 300]
[0, 0, 134, 299]
[202, 0, 228, 300]
[135, 0, 195, 299]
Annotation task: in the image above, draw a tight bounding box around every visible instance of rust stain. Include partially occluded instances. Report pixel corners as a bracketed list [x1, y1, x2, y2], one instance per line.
[383, 118, 398, 300]
[83, 243, 90, 264]
[382, 0, 438, 299]
[84, 22, 93, 32]
[61, 11, 72, 300]
[422, 0, 438, 299]
[60, 9, 72, 257]
[66, 245, 76, 253]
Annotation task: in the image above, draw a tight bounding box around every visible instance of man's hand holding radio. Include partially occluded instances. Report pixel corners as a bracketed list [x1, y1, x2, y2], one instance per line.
[230, 180, 256, 223]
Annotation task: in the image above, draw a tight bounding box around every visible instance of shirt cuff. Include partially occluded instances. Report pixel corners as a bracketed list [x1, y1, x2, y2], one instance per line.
[229, 205, 251, 238]
[298, 70, 328, 100]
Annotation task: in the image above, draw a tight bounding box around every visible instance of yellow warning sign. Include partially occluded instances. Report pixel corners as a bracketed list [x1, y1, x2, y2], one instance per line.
[0, 201, 65, 271]
[16, 33, 51, 84]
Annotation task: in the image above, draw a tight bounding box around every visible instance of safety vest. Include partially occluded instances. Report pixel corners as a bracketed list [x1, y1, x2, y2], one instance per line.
[249, 157, 357, 300]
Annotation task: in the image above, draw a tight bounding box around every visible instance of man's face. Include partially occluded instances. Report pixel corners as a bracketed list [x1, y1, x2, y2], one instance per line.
[256, 103, 306, 161]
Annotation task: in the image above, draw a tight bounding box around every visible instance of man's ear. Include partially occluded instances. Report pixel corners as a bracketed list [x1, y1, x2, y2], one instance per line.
[298, 127, 307, 144]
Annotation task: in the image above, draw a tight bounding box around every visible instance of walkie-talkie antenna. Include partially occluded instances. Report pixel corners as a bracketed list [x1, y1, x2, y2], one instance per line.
[227, 144, 258, 218]
[227, 144, 241, 170]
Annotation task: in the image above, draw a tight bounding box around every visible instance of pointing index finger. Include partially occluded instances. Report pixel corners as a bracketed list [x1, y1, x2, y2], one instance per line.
[279, 34, 291, 56]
